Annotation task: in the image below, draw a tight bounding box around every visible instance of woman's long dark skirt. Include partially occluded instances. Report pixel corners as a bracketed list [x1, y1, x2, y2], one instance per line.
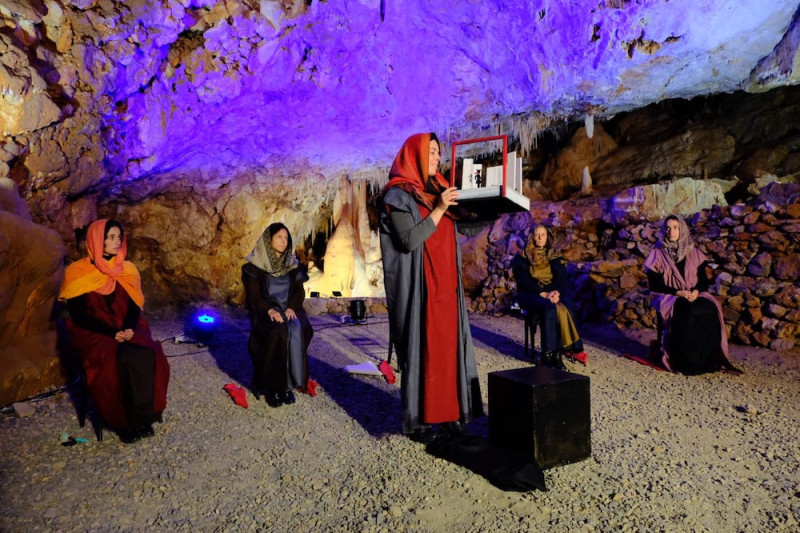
[668, 298, 722, 375]
[116, 343, 157, 429]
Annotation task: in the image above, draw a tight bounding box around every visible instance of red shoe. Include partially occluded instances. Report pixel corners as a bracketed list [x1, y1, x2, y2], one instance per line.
[571, 352, 588, 366]
[379, 360, 397, 384]
[304, 378, 319, 397]
[223, 383, 249, 408]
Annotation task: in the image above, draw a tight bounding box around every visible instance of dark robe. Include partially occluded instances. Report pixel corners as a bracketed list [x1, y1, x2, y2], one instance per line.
[66, 284, 170, 430]
[645, 248, 736, 374]
[511, 254, 583, 354]
[242, 262, 313, 393]
[379, 187, 483, 434]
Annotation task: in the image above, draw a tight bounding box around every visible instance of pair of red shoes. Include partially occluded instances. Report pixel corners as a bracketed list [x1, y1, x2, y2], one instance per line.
[224, 378, 320, 409]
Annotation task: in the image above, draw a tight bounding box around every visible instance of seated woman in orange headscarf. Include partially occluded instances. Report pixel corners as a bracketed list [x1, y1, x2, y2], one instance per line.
[59, 219, 170, 443]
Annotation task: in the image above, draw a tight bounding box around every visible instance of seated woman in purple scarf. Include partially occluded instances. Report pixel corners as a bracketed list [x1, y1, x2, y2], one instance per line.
[644, 215, 739, 375]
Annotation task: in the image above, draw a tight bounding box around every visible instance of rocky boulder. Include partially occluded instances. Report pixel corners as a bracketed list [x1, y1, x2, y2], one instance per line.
[0, 179, 66, 406]
[604, 177, 730, 224]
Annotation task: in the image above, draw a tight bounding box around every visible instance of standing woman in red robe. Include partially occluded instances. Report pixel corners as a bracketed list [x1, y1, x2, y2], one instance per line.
[380, 133, 484, 443]
[59, 219, 170, 443]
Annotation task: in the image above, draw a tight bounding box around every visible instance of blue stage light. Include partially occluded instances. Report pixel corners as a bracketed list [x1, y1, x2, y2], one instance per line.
[197, 313, 215, 324]
[181, 309, 220, 346]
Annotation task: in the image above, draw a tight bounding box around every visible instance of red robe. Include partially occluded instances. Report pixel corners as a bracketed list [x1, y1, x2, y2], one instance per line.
[68, 285, 170, 429]
[419, 205, 460, 423]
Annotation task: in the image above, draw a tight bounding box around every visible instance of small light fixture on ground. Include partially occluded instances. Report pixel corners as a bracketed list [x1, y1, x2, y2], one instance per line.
[339, 299, 367, 325]
[174, 309, 220, 347]
[349, 299, 366, 321]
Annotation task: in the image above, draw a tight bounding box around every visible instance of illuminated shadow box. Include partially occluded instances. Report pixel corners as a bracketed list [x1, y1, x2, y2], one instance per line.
[448, 134, 530, 217]
[488, 365, 591, 469]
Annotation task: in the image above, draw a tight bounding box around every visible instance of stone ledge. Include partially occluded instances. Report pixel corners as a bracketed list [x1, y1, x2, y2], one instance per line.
[304, 297, 388, 317]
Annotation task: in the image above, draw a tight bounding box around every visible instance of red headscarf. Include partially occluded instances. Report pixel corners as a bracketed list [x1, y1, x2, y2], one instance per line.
[59, 219, 145, 308]
[383, 133, 451, 212]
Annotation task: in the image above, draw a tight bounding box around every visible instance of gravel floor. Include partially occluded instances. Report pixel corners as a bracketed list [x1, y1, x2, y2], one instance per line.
[1, 310, 799, 532]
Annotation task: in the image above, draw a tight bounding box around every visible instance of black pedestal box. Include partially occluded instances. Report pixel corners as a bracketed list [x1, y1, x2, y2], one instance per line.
[488, 366, 591, 469]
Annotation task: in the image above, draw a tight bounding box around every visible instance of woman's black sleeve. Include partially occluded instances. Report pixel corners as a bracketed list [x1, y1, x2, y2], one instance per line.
[511, 256, 542, 295]
[455, 220, 491, 237]
[67, 295, 118, 337]
[287, 269, 308, 311]
[551, 259, 570, 294]
[646, 269, 678, 295]
[692, 261, 711, 292]
[121, 297, 142, 330]
[243, 264, 282, 314]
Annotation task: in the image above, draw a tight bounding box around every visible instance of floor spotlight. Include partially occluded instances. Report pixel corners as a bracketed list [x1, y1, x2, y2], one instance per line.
[175, 309, 220, 347]
[349, 299, 366, 321]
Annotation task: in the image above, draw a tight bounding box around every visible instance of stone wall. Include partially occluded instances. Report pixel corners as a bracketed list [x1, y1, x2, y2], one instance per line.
[470, 181, 800, 351]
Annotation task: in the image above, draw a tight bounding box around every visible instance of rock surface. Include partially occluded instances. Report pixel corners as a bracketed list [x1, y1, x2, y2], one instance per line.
[0, 179, 66, 406]
[1, 1, 799, 240]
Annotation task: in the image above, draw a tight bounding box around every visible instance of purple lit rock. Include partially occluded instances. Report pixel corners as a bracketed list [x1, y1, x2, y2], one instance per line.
[774, 254, 800, 281]
[747, 252, 772, 277]
[769, 338, 796, 351]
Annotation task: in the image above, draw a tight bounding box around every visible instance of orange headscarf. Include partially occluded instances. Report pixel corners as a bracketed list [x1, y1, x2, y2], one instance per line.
[58, 219, 145, 308]
[383, 133, 451, 212]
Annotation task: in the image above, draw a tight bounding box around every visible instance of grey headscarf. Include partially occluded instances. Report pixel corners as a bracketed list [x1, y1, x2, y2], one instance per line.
[247, 222, 299, 276]
[655, 214, 694, 264]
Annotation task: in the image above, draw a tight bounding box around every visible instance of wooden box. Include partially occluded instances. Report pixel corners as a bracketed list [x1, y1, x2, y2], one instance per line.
[488, 366, 591, 469]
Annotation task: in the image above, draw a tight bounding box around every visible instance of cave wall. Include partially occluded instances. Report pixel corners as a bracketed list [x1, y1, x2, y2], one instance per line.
[0, 178, 66, 406]
[2, 0, 800, 404]
[96, 170, 334, 309]
[537, 85, 800, 199]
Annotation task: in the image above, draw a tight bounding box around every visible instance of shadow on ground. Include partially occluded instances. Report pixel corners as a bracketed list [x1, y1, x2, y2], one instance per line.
[580, 322, 651, 359]
[469, 322, 532, 364]
[206, 314, 253, 388]
[308, 316, 402, 438]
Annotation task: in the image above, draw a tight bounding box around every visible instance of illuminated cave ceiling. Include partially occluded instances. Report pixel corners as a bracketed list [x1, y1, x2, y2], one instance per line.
[2, 0, 800, 200]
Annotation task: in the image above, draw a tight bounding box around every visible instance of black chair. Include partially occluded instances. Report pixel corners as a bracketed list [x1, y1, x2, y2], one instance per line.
[75, 367, 103, 441]
[522, 309, 540, 362]
[650, 311, 665, 363]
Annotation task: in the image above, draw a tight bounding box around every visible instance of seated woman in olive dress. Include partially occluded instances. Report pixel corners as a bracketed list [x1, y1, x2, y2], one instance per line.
[511, 223, 583, 370]
[644, 214, 739, 375]
[242, 223, 314, 407]
[59, 219, 170, 443]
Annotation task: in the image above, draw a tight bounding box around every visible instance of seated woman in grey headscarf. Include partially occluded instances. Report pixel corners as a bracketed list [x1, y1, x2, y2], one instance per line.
[242, 223, 314, 406]
[644, 214, 739, 375]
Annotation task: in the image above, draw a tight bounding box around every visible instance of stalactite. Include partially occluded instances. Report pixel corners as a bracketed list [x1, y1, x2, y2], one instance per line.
[581, 166, 593, 195]
[509, 113, 550, 155]
[585, 113, 595, 139]
[304, 174, 387, 297]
